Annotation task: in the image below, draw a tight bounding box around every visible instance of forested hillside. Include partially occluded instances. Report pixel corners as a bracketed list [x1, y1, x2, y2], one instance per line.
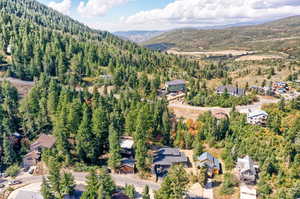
[0, 0, 199, 83]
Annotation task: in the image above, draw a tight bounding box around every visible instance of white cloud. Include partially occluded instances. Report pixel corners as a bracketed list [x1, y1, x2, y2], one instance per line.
[77, 0, 128, 17]
[48, 0, 72, 15]
[121, 0, 300, 30]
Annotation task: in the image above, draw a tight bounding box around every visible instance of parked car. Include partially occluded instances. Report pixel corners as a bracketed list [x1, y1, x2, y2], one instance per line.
[9, 180, 22, 185]
[0, 184, 5, 188]
[0, 173, 8, 178]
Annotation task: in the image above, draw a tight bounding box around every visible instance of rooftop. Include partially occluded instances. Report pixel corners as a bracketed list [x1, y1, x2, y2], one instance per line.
[216, 85, 245, 96]
[120, 138, 134, 149]
[31, 134, 56, 150]
[153, 147, 188, 166]
[197, 152, 221, 170]
[120, 158, 135, 167]
[165, 80, 185, 86]
[247, 110, 268, 118]
[237, 155, 256, 174]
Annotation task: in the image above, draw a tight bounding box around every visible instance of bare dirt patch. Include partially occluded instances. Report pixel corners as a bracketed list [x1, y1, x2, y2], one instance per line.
[236, 54, 283, 61]
[167, 49, 255, 56]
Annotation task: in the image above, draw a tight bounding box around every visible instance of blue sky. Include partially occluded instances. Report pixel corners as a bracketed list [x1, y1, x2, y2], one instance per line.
[38, 0, 300, 32]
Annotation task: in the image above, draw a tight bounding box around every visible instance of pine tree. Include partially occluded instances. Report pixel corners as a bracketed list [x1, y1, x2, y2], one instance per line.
[155, 165, 189, 199]
[92, 107, 109, 159]
[193, 136, 203, 161]
[142, 185, 150, 199]
[2, 135, 16, 166]
[76, 105, 96, 162]
[48, 160, 63, 199]
[124, 184, 136, 199]
[41, 177, 55, 199]
[134, 110, 149, 173]
[82, 169, 98, 199]
[61, 172, 75, 196]
[108, 124, 121, 171]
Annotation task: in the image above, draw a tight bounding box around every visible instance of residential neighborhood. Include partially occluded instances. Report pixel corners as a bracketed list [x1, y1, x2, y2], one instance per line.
[1, 1, 300, 199]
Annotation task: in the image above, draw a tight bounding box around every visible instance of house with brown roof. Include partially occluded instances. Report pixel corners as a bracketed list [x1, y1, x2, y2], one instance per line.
[30, 134, 56, 151]
[23, 151, 41, 169]
[23, 134, 56, 169]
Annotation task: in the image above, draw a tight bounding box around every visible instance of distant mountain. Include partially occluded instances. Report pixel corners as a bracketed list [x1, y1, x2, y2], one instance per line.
[114, 31, 163, 43]
[143, 16, 300, 56]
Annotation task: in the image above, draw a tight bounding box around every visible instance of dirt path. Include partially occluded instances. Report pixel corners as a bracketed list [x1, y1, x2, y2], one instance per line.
[0, 77, 35, 97]
[169, 96, 280, 120]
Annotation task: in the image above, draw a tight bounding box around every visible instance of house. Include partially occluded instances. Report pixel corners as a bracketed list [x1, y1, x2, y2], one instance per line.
[120, 136, 134, 157]
[23, 150, 41, 169]
[247, 110, 268, 126]
[165, 80, 186, 93]
[117, 158, 135, 174]
[273, 81, 289, 90]
[216, 85, 245, 97]
[250, 86, 274, 96]
[23, 134, 56, 169]
[236, 156, 257, 185]
[152, 147, 188, 178]
[30, 134, 56, 151]
[196, 152, 221, 177]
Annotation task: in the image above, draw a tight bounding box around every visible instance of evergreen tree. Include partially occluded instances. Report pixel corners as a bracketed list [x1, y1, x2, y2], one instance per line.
[142, 185, 151, 199]
[76, 105, 96, 162]
[48, 160, 63, 199]
[92, 107, 109, 158]
[2, 135, 16, 167]
[61, 172, 75, 196]
[134, 109, 149, 173]
[108, 124, 121, 171]
[155, 165, 189, 199]
[41, 177, 55, 199]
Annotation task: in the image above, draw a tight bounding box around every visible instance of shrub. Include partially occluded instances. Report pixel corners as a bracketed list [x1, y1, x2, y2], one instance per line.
[220, 173, 238, 195]
[5, 164, 21, 178]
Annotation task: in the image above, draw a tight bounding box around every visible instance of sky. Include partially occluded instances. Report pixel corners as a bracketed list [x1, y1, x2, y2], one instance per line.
[37, 0, 300, 32]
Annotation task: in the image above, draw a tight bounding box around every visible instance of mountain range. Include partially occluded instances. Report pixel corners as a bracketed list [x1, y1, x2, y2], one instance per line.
[142, 15, 300, 56]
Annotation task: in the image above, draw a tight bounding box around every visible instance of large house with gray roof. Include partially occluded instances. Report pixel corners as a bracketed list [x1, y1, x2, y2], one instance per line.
[216, 85, 245, 97]
[165, 80, 186, 93]
[196, 152, 221, 177]
[152, 147, 188, 178]
[236, 156, 257, 184]
[247, 110, 268, 126]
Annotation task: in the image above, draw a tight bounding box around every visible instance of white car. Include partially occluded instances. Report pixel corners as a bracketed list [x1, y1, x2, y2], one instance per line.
[9, 180, 22, 185]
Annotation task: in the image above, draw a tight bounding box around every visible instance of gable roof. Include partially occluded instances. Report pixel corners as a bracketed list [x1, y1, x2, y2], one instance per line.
[31, 134, 56, 150]
[197, 152, 221, 170]
[24, 150, 41, 160]
[153, 147, 188, 166]
[120, 158, 135, 168]
[120, 138, 134, 150]
[247, 110, 268, 118]
[237, 155, 256, 174]
[165, 80, 185, 86]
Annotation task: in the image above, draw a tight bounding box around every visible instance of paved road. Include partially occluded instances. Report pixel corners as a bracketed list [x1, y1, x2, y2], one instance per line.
[14, 172, 160, 192]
